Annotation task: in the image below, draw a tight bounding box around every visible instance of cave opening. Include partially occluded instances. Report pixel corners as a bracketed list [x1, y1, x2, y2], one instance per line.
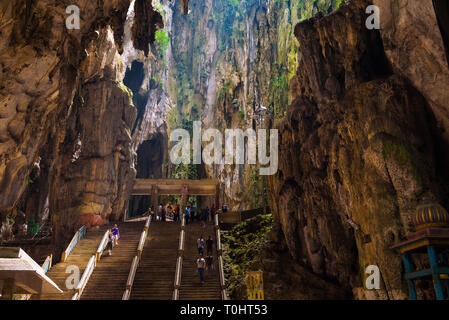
[123, 60, 148, 133]
[127, 134, 167, 218]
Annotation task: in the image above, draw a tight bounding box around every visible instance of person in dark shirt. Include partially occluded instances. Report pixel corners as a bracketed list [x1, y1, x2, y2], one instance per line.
[106, 230, 114, 256]
[206, 255, 214, 271]
[174, 205, 180, 222]
[210, 204, 216, 223]
[206, 235, 214, 256]
[202, 207, 210, 224]
[185, 205, 191, 225]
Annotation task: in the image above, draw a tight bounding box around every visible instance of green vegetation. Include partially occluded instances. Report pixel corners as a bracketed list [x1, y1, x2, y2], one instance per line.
[167, 106, 199, 184]
[269, 64, 290, 119]
[241, 168, 266, 209]
[155, 29, 170, 58]
[222, 214, 274, 299]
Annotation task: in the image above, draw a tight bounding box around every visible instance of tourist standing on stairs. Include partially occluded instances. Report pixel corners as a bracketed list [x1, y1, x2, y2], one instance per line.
[112, 224, 120, 247]
[174, 205, 180, 222]
[196, 253, 206, 284]
[157, 204, 163, 221]
[197, 235, 205, 255]
[206, 235, 214, 256]
[201, 207, 210, 228]
[210, 204, 216, 223]
[107, 230, 114, 256]
[167, 204, 173, 220]
[185, 205, 191, 225]
[206, 254, 214, 271]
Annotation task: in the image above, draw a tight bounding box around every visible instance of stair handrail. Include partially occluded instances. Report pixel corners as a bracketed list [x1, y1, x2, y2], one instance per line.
[96, 230, 110, 262]
[172, 256, 183, 300]
[41, 254, 53, 274]
[62, 225, 87, 262]
[137, 229, 147, 258]
[178, 229, 185, 254]
[215, 212, 229, 300]
[122, 214, 152, 300]
[72, 254, 96, 300]
[122, 256, 139, 300]
[172, 214, 185, 300]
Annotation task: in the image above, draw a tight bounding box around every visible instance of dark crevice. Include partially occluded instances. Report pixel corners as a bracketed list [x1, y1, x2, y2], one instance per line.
[433, 0, 449, 67]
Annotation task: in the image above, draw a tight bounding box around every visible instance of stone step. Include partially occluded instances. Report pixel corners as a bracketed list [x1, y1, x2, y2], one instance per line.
[80, 221, 145, 300]
[179, 223, 222, 300]
[129, 222, 180, 300]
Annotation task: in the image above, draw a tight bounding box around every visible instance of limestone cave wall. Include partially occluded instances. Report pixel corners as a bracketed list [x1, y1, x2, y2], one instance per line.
[0, 0, 162, 255]
[266, 0, 449, 299]
[154, 0, 342, 210]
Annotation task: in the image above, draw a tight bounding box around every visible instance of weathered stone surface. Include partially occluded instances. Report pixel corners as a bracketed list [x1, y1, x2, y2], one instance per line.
[267, 0, 449, 299]
[0, 0, 160, 254]
[132, 0, 164, 56]
[373, 0, 449, 145]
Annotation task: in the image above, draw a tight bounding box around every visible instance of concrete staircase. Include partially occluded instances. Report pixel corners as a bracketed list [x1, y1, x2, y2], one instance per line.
[179, 222, 221, 300]
[130, 221, 180, 299]
[80, 221, 144, 300]
[35, 226, 108, 300]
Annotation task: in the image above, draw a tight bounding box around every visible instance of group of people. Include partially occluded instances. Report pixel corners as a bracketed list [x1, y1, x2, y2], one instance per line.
[104, 202, 220, 284]
[195, 235, 215, 284]
[185, 204, 217, 227]
[148, 204, 181, 222]
[146, 203, 218, 227]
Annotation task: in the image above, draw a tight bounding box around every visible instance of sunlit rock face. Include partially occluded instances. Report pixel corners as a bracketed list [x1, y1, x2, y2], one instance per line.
[267, 0, 449, 299]
[49, 29, 137, 232]
[159, 0, 343, 210]
[0, 0, 162, 254]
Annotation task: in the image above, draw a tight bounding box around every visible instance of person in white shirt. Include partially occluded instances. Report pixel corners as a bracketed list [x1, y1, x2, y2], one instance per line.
[196, 254, 206, 284]
[197, 235, 205, 255]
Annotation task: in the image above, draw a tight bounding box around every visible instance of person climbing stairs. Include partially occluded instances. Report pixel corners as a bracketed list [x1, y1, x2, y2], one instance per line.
[35, 225, 108, 300]
[129, 221, 180, 299]
[179, 222, 221, 300]
[80, 221, 145, 300]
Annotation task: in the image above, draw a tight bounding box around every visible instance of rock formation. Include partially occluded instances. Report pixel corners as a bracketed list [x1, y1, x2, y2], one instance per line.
[0, 0, 163, 254]
[150, 0, 343, 210]
[267, 0, 449, 299]
[1, 0, 449, 300]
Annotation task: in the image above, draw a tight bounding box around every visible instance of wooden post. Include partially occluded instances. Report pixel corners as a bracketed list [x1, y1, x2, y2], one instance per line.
[402, 253, 417, 300]
[181, 184, 188, 219]
[181, 191, 188, 220]
[151, 186, 159, 213]
[427, 245, 445, 300]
